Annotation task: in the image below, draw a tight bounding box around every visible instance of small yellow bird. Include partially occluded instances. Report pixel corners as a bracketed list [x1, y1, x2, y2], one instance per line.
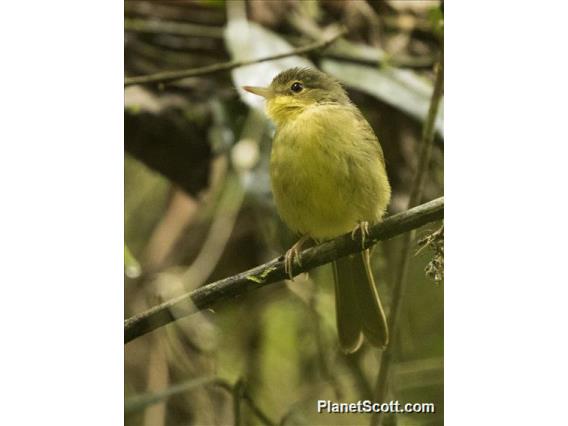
[244, 67, 391, 353]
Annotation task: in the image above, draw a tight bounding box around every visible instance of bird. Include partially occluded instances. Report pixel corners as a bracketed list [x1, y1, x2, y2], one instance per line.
[244, 67, 391, 353]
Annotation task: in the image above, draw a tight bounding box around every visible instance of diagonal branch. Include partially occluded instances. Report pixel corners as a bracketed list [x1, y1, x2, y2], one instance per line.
[124, 28, 347, 87]
[125, 197, 444, 344]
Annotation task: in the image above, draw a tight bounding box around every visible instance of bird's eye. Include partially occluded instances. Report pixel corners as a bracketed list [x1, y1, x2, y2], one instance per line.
[290, 82, 303, 93]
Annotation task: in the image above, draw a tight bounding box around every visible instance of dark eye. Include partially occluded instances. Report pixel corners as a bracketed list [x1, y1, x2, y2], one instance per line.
[290, 82, 303, 93]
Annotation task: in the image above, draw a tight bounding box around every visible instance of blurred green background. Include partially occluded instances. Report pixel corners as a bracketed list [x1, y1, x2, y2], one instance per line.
[124, 1, 443, 425]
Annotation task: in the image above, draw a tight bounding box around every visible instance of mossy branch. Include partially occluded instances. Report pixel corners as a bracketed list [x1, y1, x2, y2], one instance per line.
[124, 28, 347, 87]
[124, 197, 444, 344]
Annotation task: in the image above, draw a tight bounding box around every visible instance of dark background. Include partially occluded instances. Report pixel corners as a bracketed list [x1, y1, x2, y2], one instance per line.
[124, 1, 444, 425]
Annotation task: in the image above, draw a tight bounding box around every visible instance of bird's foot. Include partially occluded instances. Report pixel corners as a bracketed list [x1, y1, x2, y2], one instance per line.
[284, 235, 310, 280]
[351, 221, 370, 249]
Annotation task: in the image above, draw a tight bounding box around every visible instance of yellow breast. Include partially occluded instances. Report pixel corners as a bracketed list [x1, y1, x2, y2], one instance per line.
[269, 104, 390, 241]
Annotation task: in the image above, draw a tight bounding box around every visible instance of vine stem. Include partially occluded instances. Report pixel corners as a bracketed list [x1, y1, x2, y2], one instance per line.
[370, 46, 444, 426]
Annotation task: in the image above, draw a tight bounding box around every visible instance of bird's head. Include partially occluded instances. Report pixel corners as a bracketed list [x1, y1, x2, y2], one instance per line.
[243, 67, 349, 126]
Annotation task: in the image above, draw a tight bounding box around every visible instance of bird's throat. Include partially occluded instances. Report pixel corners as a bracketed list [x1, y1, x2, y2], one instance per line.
[266, 96, 309, 127]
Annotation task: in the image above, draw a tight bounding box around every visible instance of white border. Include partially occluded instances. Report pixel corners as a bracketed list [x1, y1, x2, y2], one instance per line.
[0, 1, 123, 424]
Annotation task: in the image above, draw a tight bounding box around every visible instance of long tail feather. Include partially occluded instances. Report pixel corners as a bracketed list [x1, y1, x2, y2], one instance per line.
[333, 257, 364, 353]
[333, 250, 388, 353]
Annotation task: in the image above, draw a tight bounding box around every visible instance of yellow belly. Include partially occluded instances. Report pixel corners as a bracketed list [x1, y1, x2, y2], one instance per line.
[270, 105, 390, 241]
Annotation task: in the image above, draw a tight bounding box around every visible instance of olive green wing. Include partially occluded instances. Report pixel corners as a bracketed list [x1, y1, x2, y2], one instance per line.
[349, 106, 386, 168]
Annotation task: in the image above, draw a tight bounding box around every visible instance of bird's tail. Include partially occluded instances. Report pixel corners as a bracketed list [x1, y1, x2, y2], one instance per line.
[332, 250, 389, 353]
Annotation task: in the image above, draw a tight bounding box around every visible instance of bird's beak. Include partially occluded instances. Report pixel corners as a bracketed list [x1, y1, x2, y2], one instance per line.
[243, 86, 271, 98]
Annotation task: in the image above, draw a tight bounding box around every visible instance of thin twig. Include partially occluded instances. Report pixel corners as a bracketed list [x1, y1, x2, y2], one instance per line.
[321, 51, 436, 70]
[125, 376, 276, 426]
[242, 389, 276, 426]
[370, 46, 444, 426]
[218, 379, 276, 426]
[125, 376, 217, 414]
[124, 197, 444, 343]
[125, 18, 224, 39]
[344, 351, 374, 401]
[124, 28, 347, 87]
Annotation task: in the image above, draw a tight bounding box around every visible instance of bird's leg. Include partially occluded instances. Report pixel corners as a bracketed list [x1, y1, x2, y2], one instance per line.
[284, 235, 311, 280]
[351, 221, 370, 249]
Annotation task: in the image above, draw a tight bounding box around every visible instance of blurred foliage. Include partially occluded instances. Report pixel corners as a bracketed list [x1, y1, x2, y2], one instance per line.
[125, 1, 443, 425]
